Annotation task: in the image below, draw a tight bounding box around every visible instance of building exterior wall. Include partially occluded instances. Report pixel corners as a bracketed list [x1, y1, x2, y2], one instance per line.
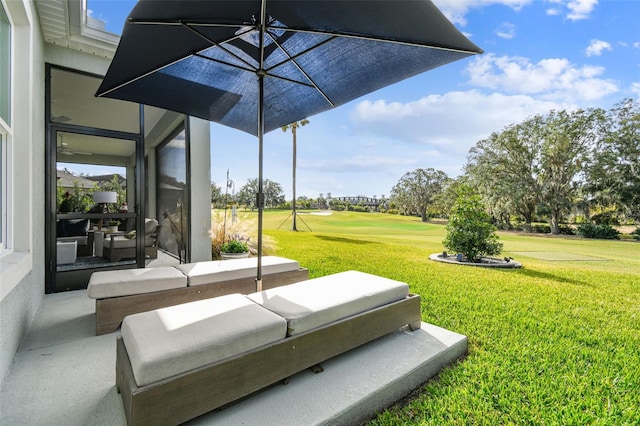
[0, 0, 45, 383]
[189, 117, 212, 262]
[1, 0, 212, 383]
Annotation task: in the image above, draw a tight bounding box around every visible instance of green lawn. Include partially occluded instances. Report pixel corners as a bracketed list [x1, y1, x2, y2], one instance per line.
[255, 210, 640, 424]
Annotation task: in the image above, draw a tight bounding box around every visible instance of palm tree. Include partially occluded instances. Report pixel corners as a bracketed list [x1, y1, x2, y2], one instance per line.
[281, 119, 309, 231]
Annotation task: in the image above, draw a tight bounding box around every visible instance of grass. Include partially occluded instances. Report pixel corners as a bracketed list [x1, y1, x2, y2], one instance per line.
[254, 210, 640, 424]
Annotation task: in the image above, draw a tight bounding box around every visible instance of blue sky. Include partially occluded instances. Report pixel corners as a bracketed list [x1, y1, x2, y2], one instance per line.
[88, 0, 640, 200]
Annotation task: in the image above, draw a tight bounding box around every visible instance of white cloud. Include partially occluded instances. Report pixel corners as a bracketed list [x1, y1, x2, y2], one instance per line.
[631, 82, 640, 98]
[495, 22, 516, 40]
[585, 39, 612, 57]
[300, 155, 415, 173]
[567, 0, 598, 20]
[349, 91, 569, 163]
[633, 42, 640, 49]
[546, 7, 562, 16]
[544, 0, 598, 20]
[465, 54, 618, 101]
[432, 0, 532, 26]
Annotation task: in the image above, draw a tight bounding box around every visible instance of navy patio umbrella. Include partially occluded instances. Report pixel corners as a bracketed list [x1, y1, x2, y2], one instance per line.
[96, 0, 482, 290]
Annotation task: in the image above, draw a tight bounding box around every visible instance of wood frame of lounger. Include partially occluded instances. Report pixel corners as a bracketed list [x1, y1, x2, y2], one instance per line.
[116, 293, 421, 426]
[95, 268, 308, 335]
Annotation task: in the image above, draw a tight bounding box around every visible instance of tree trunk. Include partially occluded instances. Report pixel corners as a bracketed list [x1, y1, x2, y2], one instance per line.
[550, 209, 560, 234]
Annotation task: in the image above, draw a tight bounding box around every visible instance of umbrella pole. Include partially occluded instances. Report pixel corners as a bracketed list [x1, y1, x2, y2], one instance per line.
[256, 71, 264, 292]
[256, 0, 267, 292]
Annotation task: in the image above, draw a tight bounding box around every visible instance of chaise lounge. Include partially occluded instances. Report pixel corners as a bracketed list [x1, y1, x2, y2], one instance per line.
[87, 256, 308, 335]
[102, 218, 160, 262]
[116, 270, 422, 426]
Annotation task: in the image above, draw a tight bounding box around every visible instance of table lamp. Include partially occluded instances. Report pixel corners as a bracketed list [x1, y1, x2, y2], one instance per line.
[93, 191, 117, 229]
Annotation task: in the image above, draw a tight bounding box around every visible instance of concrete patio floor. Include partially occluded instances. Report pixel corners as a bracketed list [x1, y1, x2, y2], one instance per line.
[1, 289, 467, 425]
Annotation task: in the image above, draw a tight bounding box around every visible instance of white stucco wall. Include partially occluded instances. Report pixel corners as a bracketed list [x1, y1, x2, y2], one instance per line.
[189, 117, 212, 262]
[0, 0, 45, 384]
[1, 0, 212, 383]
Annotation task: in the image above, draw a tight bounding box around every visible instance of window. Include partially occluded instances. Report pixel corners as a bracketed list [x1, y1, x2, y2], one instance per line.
[0, 3, 9, 125]
[0, 3, 11, 251]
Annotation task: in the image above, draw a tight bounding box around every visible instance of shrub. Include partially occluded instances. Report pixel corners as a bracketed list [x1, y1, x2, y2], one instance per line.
[220, 239, 249, 253]
[557, 224, 576, 235]
[532, 224, 551, 234]
[576, 223, 621, 240]
[210, 211, 276, 259]
[590, 212, 621, 226]
[571, 215, 588, 224]
[443, 186, 503, 262]
[632, 227, 640, 241]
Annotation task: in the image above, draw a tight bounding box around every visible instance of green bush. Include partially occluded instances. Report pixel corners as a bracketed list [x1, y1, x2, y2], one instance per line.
[532, 224, 551, 234]
[590, 211, 621, 226]
[576, 223, 621, 239]
[630, 227, 640, 240]
[220, 239, 249, 253]
[443, 186, 503, 262]
[557, 224, 576, 235]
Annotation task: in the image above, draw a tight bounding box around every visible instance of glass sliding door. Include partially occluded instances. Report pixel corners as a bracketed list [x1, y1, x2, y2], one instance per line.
[51, 129, 140, 291]
[156, 127, 190, 263]
[46, 65, 145, 293]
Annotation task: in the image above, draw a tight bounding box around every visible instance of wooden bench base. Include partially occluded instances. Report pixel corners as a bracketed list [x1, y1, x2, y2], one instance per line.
[96, 268, 308, 335]
[116, 293, 421, 426]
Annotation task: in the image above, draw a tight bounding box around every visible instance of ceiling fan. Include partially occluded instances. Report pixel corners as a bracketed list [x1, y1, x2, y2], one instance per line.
[57, 135, 92, 156]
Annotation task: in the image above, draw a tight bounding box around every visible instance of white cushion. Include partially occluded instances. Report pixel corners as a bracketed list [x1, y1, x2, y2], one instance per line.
[248, 271, 409, 336]
[87, 267, 187, 299]
[103, 235, 155, 249]
[175, 256, 300, 287]
[57, 236, 88, 246]
[121, 294, 287, 386]
[144, 218, 159, 234]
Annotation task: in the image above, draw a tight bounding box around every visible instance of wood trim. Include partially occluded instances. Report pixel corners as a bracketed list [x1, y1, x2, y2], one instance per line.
[95, 268, 309, 335]
[117, 294, 421, 426]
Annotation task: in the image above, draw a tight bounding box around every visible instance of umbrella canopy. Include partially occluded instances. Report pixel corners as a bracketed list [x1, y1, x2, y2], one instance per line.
[96, 0, 482, 288]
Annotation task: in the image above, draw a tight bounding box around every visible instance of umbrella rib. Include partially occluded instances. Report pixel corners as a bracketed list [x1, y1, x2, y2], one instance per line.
[129, 19, 480, 54]
[268, 25, 482, 55]
[179, 21, 259, 72]
[266, 33, 336, 108]
[264, 71, 316, 89]
[129, 18, 246, 30]
[192, 52, 257, 74]
[97, 53, 199, 97]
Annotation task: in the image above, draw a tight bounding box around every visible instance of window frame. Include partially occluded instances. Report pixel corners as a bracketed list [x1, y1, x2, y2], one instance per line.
[0, 1, 12, 253]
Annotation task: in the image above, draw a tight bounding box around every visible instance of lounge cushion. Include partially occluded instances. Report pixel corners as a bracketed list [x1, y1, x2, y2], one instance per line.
[57, 235, 89, 246]
[248, 270, 409, 336]
[175, 256, 300, 287]
[56, 218, 89, 237]
[121, 294, 287, 386]
[87, 267, 187, 299]
[103, 235, 155, 249]
[144, 218, 159, 234]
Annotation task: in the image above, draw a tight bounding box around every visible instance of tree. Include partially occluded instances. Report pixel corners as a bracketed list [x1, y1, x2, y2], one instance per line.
[210, 181, 223, 207]
[237, 178, 285, 209]
[434, 177, 466, 219]
[443, 185, 503, 262]
[281, 119, 309, 230]
[585, 99, 640, 222]
[466, 118, 542, 232]
[538, 109, 600, 234]
[390, 168, 449, 222]
[465, 108, 603, 234]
